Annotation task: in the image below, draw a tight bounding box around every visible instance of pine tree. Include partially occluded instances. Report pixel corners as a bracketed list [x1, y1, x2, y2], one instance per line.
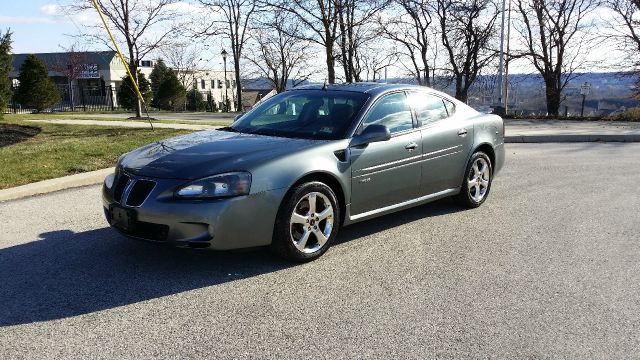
[0, 30, 12, 118]
[149, 59, 171, 107]
[14, 54, 60, 113]
[117, 71, 152, 111]
[156, 70, 186, 111]
[186, 88, 206, 111]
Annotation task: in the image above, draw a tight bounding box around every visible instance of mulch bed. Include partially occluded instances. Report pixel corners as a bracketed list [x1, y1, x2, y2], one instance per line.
[0, 123, 41, 147]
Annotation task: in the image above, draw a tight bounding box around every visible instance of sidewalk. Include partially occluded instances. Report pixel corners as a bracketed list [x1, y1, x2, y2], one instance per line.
[25, 119, 215, 131]
[505, 119, 640, 142]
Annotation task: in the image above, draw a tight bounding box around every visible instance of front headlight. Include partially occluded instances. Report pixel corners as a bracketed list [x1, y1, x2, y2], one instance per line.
[175, 172, 252, 199]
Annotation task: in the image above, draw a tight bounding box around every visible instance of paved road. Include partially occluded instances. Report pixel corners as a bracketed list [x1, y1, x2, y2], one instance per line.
[1, 143, 639, 359]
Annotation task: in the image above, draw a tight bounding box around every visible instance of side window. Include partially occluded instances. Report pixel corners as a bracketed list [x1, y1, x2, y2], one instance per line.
[443, 99, 456, 116]
[407, 92, 449, 126]
[361, 92, 413, 134]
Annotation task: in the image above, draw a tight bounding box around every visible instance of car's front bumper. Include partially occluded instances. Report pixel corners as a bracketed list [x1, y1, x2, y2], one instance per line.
[102, 172, 287, 250]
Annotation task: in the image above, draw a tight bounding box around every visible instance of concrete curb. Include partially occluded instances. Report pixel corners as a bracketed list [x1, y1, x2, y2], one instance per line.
[505, 134, 640, 143]
[0, 168, 113, 202]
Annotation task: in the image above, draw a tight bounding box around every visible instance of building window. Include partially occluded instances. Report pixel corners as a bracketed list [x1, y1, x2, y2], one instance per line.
[140, 60, 153, 67]
[201, 79, 206, 89]
[232, 80, 236, 88]
[217, 80, 222, 89]
[211, 80, 215, 88]
[225, 80, 230, 88]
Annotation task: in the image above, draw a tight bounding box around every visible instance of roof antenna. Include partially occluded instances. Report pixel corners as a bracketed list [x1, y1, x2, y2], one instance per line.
[322, 78, 328, 91]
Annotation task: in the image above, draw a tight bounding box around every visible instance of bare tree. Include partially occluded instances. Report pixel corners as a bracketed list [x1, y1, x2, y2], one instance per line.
[266, 0, 342, 83]
[378, 0, 437, 86]
[514, 0, 600, 115]
[70, 0, 181, 117]
[437, 0, 500, 102]
[197, 0, 257, 111]
[604, 0, 640, 95]
[358, 43, 397, 82]
[245, 12, 313, 92]
[161, 43, 202, 88]
[336, 0, 389, 82]
[50, 43, 90, 110]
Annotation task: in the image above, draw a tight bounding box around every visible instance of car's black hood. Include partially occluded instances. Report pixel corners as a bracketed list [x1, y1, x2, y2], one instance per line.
[119, 130, 318, 179]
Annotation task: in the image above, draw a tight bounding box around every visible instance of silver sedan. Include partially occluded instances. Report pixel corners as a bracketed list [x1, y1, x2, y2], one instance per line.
[102, 83, 505, 261]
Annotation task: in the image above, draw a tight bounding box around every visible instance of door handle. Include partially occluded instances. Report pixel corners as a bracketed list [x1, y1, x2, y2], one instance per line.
[458, 128, 468, 137]
[404, 142, 418, 151]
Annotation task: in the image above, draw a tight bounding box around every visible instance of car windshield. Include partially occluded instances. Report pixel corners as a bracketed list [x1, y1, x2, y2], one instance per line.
[226, 90, 370, 140]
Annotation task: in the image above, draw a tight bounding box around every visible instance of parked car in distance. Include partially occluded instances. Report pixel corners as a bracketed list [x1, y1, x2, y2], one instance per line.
[103, 83, 505, 261]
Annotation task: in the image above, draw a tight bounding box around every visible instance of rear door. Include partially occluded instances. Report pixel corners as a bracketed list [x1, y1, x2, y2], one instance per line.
[407, 92, 473, 195]
[349, 92, 422, 216]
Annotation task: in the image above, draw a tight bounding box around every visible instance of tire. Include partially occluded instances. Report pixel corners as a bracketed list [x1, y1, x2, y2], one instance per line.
[271, 182, 340, 262]
[455, 151, 493, 208]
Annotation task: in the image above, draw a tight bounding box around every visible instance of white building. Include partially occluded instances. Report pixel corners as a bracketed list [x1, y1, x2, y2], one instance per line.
[180, 69, 238, 111]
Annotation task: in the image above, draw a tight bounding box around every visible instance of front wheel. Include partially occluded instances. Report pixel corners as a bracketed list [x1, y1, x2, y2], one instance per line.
[455, 151, 493, 208]
[271, 182, 340, 262]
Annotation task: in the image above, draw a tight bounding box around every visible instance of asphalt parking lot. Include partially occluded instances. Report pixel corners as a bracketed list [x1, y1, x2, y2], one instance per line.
[1, 143, 639, 359]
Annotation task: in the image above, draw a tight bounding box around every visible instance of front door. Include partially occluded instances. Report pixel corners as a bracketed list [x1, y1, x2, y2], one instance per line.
[350, 92, 422, 216]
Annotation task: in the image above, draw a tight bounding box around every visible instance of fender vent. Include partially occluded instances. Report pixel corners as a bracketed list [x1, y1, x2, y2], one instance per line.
[333, 149, 347, 162]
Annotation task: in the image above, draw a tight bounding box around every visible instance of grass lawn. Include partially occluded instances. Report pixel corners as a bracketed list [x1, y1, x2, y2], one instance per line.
[0, 115, 192, 190]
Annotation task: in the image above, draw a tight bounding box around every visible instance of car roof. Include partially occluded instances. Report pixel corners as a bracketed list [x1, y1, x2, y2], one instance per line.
[289, 82, 436, 97]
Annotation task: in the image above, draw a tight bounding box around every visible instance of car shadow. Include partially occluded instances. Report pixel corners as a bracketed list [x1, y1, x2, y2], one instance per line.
[337, 198, 462, 243]
[0, 198, 463, 326]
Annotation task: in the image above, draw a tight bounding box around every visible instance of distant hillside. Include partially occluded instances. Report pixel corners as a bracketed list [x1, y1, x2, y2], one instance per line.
[243, 72, 639, 116]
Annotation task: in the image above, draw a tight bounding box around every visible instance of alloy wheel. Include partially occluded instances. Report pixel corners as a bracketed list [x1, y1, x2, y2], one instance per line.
[468, 158, 490, 202]
[289, 192, 334, 254]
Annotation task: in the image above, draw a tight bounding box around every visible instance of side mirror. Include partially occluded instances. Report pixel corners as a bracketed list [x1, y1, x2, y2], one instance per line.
[233, 113, 244, 121]
[350, 124, 391, 147]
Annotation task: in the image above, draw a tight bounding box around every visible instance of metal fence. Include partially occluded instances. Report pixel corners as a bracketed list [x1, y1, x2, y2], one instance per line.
[7, 84, 119, 114]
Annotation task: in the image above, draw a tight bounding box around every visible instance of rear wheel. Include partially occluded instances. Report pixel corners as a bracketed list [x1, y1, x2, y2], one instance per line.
[271, 182, 340, 262]
[455, 151, 493, 208]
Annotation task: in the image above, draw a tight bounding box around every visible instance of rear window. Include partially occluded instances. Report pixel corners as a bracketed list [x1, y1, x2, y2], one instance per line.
[407, 92, 449, 126]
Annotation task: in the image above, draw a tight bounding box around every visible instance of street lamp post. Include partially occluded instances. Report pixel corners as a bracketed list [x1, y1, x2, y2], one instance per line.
[221, 49, 228, 112]
[192, 67, 196, 111]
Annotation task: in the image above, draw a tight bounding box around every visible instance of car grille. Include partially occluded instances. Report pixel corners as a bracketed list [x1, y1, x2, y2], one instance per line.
[125, 180, 156, 207]
[113, 172, 130, 203]
[111, 171, 156, 207]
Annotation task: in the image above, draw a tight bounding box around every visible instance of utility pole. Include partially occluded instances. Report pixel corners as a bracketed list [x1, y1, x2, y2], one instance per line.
[504, 0, 512, 114]
[580, 82, 591, 117]
[496, 0, 507, 108]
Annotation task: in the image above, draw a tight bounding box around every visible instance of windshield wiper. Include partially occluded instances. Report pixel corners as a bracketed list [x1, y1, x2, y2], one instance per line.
[218, 126, 239, 132]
